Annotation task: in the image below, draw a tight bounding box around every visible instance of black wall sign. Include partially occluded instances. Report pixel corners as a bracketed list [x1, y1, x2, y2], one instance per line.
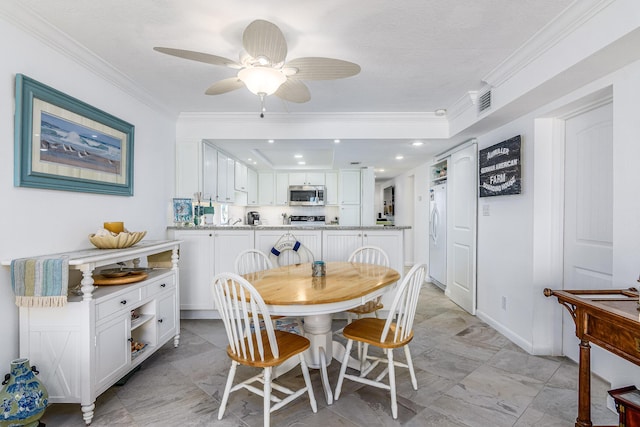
[479, 135, 521, 197]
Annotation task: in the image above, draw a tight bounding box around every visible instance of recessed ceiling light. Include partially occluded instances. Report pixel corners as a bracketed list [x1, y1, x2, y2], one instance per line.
[375, 168, 385, 172]
[334, 139, 340, 144]
[395, 155, 404, 160]
[294, 154, 303, 158]
[253, 161, 257, 165]
[267, 139, 275, 143]
[247, 158, 253, 161]
[411, 141, 424, 146]
[435, 109, 447, 116]
[298, 161, 306, 165]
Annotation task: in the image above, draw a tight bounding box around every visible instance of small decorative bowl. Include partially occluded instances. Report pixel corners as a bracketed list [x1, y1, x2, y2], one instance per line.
[88, 231, 147, 249]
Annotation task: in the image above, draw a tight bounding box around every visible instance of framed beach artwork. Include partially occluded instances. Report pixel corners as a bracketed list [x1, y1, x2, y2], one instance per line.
[173, 198, 193, 223]
[14, 74, 135, 196]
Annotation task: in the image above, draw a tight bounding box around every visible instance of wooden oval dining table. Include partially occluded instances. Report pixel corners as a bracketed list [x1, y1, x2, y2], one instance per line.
[242, 261, 401, 404]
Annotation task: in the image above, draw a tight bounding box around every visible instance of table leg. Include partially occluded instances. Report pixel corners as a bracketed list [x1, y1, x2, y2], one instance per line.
[576, 339, 592, 427]
[317, 346, 333, 404]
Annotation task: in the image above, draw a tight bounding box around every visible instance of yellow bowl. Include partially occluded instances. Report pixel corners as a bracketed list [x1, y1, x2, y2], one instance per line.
[88, 231, 147, 249]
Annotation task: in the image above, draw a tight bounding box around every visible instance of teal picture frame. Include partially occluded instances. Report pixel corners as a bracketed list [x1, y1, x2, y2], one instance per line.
[14, 74, 135, 196]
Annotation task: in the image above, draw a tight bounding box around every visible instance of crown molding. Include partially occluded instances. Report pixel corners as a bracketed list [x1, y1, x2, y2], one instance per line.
[177, 111, 450, 139]
[0, 3, 176, 118]
[482, 0, 616, 88]
[447, 91, 479, 121]
[178, 111, 444, 123]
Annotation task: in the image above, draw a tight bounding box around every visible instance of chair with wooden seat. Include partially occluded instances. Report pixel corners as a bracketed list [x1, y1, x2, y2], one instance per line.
[212, 272, 317, 427]
[334, 263, 427, 419]
[235, 249, 304, 335]
[346, 246, 390, 323]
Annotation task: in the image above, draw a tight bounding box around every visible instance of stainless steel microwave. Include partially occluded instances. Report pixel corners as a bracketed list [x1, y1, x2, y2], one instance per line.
[288, 185, 326, 206]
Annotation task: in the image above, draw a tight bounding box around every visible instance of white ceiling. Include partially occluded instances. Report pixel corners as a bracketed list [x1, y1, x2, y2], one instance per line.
[7, 0, 574, 179]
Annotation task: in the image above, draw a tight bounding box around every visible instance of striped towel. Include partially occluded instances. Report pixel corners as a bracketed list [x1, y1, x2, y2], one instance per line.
[10, 256, 70, 307]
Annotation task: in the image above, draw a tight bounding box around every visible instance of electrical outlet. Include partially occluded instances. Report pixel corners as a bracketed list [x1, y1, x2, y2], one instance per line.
[501, 296, 507, 310]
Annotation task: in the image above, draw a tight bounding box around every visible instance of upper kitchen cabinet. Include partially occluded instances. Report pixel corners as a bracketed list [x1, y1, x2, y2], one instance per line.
[258, 172, 275, 205]
[202, 142, 217, 199]
[216, 152, 235, 203]
[339, 169, 361, 205]
[176, 140, 202, 198]
[289, 172, 325, 186]
[234, 161, 248, 192]
[325, 172, 338, 205]
[247, 168, 258, 205]
[275, 172, 289, 206]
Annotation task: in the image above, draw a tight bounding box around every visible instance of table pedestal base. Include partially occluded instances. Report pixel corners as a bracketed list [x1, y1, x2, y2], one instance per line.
[273, 313, 362, 405]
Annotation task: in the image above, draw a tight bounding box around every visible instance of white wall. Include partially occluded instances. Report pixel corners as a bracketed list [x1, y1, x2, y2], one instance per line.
[472, 58, 640, 394]
[0, 18, 176, 369]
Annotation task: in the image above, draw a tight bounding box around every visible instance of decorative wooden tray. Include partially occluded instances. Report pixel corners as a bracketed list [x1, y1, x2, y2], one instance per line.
[93, 272, 148, 285]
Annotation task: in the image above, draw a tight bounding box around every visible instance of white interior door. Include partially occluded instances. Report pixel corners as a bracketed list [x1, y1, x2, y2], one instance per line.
[562, 102, 613, 360]
[445, 143, 478, 314]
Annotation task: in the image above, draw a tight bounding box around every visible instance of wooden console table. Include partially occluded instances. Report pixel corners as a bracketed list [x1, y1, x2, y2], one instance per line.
[544, 287, 639, 427]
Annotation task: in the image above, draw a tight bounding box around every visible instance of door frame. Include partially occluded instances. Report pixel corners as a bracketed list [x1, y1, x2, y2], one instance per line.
[532, 89, 613, 355]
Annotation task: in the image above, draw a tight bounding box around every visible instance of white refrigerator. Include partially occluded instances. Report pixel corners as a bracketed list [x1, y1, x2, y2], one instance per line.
[429, 183, 447, 289]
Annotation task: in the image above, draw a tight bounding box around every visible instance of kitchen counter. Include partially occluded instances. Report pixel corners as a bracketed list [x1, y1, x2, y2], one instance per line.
[167, 224, 410, 231]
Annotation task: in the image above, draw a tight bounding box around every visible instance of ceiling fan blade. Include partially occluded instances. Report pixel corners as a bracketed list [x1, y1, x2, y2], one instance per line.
[205, 78, 245, 95]
[242, 20, 287, 65]
[153, 47, 240, 68]
[274, 79, 311, 103]
[284, 57, 361, 80]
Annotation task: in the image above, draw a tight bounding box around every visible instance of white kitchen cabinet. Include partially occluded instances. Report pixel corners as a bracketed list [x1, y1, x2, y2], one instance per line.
[325, 171, 338, 205]
[168, 230, 214, 310]
[339, 205, 361, 226]
[176, 140, 201, 198]
[247, 168, 258, 205]
[322, 229, 404, 273]
[339, 169, 361, 205]
[213, 228, 255, 274]
[3, 241, 180, 425]
[202, 142, 217, 199]
[289, 172, 325, 186]
[322, 228, 404, 310]
[275, 172, 289, 205]
[322, 229, 363, 262]
[168, 228, 254, 316]
[258, 172, 275, 205]
[216, 152, 235, 203]
[234, 161, 248, 192]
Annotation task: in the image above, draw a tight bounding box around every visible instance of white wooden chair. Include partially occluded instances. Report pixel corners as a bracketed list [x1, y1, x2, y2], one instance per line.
[212, 272, 317, 427]
[235, 249, 305, 335]
[334, 263, 426, 419]
[345, 246, 390, 323]
[235, 248, 274, 276]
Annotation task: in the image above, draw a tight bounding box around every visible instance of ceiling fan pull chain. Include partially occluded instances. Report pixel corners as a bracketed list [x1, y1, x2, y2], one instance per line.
[260, 93, 266, 118]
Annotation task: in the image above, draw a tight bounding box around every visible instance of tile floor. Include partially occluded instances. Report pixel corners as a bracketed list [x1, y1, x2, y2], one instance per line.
[41, 282, 618, 426]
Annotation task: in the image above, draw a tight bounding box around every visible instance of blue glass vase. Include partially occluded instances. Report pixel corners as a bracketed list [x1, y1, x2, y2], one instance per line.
[0, 358, 48, 427]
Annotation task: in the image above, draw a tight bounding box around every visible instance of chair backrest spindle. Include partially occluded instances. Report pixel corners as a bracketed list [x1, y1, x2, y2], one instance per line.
[380, 264, 426, 343]
[212, 272, 279, 362]
[348, 246, 390, 267]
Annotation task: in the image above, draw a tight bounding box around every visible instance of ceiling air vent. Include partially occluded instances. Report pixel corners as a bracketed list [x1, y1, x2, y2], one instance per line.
[478, 90, 492, 113]
[350, 161, 361, 165]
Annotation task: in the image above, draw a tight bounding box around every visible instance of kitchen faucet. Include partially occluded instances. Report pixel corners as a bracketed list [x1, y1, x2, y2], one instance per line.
[232, 218, 242, 225]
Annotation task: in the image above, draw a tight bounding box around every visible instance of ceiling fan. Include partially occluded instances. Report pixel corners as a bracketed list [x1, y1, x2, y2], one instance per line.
[154, 19, 361, 117]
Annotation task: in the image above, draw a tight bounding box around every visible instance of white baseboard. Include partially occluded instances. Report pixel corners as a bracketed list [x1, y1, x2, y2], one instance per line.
[475, 309, 534, 354]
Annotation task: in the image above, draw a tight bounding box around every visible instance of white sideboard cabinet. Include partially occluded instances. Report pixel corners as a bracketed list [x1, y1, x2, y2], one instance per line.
[2, 240, 181, 425]
[167, 228, 254, 317]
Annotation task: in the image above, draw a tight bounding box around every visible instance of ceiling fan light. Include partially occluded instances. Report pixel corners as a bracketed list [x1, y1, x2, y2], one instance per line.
[238, 67, 286, 96]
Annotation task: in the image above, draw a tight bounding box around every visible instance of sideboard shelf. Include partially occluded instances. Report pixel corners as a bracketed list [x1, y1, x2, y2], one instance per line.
[2, 240, 181, 425]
